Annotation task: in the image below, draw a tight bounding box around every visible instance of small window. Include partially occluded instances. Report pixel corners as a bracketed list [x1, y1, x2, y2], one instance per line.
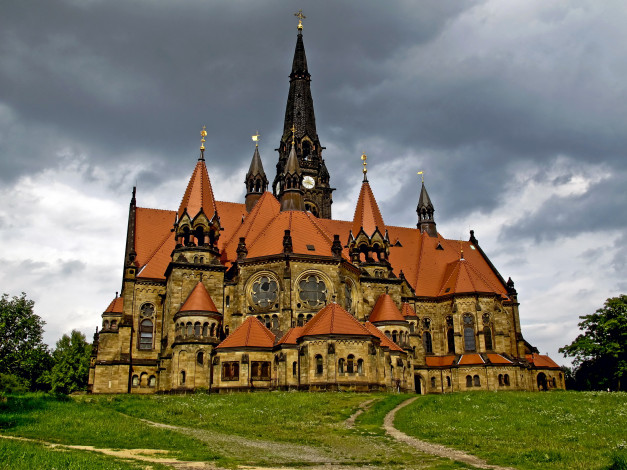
[194, 322, 201, 337]
[297, 314, 305, 327]
[251, 361, 271, 380]
[131, 375, 139, 387]
[186, 322, 193, 336]
[292, 361, 297, 377]
[357, 358, 363, 374]
[447, 328, 455, 353]
[431, 377, 436, 389]
[148, 375, 156, 387]
[347, 355, 355, 374]
[338, 358, 345, 373]
[484, 326, 493, 350]
[222, 361, 240, 381]
[504, 374, 510, 386]
[197, 351, 204, 365]
[180, 370, 186, 385]
[271, 315, 279, 329]
[446, 376, 451, 387]
[473, 375, 480, 387]
[111, 320, 117, 330]
[202, 323, 209, 336]
[423, 331, 433, 354]
[315, 355, 323, 374]
[139, 319, 153, 350]
[306, 244, 315, 251]
[226, 295, 230, 308]
[498, 374, 504, 386]
[466, 375, 472, 387]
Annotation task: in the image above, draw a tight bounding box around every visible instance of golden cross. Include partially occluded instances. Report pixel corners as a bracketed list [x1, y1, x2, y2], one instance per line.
[290, 124, 296, 145]
[200, 125, 207, 150]
[252, 131, 260, 147]
[417, 171, 424, 183]
[294, 9, 306, 29]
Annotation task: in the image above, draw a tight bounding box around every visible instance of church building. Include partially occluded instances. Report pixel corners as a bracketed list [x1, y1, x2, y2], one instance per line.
[88, 15, 563, 394]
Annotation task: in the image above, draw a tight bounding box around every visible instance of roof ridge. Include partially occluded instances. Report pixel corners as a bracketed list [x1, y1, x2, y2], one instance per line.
[413, 231, 427, 290]
[136, 207, 176, 214]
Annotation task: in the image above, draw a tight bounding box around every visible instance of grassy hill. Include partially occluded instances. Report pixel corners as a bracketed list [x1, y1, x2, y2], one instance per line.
[0, 391, 625, 469]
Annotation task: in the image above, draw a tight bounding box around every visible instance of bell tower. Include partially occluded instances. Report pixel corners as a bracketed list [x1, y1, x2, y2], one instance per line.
[273, 11, 334, 219]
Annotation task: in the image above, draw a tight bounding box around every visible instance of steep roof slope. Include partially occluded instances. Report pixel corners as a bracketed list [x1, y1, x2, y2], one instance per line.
[179, 281, 219, 313]
[217, 316, 275, 349]
[368, 294, 406, 323]
[352, 181, 385, 236]
[301, 303, 372, 337]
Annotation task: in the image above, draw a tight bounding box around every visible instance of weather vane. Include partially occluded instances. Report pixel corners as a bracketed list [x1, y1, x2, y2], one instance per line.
[290, 124, 296, 145]
[417, 171, 424, 183]
[361, 152, 368, 181]
[294, 9, 305, 30]
[200, 125, 207, 151]
[252, 131, 260, 147]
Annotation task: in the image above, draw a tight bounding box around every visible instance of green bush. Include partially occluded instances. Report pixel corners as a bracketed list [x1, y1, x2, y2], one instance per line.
[0, 373, 28, 394]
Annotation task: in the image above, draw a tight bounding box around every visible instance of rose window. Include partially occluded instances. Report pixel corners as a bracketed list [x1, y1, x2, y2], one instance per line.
[251, 276, 278, 309]
[298, 275, 327, 309]
[140, 303, 155, 318]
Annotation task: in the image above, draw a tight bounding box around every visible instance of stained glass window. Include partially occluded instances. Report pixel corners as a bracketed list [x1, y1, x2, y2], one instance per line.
[298, 275, 327, 308]
[251, 276, 278, 309]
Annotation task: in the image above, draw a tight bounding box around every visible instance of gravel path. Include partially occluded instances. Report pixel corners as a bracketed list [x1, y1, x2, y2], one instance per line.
[383, 397, 517, 470]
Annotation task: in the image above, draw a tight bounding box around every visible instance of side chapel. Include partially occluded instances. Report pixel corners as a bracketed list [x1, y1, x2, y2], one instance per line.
[88, 15, 563, 394]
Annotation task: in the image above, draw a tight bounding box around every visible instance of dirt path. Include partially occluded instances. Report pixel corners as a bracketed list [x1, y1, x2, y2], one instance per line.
[383, 397, 516, 470]
[344, 398, 376, 428]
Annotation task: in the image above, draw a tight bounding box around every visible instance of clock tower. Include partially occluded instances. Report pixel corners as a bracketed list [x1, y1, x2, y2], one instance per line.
[273, 12, 334, 219]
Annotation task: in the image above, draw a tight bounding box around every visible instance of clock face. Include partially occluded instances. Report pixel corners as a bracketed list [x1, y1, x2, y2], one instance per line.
[303, 176, 315, 189]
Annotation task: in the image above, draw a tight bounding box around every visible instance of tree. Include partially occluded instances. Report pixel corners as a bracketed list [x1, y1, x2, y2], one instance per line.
[0, 293, 52, 391]
[45, 330, 92, 394]
[560, 295, 627, 391]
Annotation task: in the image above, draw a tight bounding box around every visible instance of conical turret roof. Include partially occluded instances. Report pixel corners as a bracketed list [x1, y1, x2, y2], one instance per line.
[284, 144, 301, 175]
[246, 146, 266, 179]
[418, 182, 433, 210]
[301, 303, 372, 337]
[217, 316, 275, 349]
[368, 294, 406, 324]
[178, 159, 218, 220]
[352, 181, 385, 236]
[179, 281, 219, 313]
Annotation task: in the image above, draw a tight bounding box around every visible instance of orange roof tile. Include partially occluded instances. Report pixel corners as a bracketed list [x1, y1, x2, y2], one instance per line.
[458, 354, 485, 365]
[487, 353, 512, 364]
[438, 257, 500, 296]
[134, 207, 175, 269]
[352, 181, 385, 236]
[425, 355, 457, 367]
[368, 294, 406, 323]
[215, 200, 248, 253]
[364, 322, 404, 352]
[526, 354, 561, 369]
[301, 303, 373, 337]
[217, 316, 275, 349]
[178, 159, 218, 220]
[401, 303, 417, 318]
[179, 281, 219, 313]
[104, 296, 123, 313]
[276, 327, 305, 346]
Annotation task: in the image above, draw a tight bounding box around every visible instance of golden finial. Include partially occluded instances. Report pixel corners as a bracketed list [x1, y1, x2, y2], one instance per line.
[417, 171, 424, 184]
[290, 124, 296, 145]
[200, 125, 207, 151]
[294, 9, 306, 30]
[460, 240, 464, 260]
[361, 152, 368, 181]
[252, 131, 260, 147]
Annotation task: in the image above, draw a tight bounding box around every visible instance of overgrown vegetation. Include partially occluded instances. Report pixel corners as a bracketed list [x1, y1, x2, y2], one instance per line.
[395, 391, 627, 470]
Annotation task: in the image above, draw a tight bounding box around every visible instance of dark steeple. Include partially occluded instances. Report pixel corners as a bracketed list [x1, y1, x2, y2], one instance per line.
[417, 181, 437, 237]
[279, 138, 305, 212]
[273, 15, 334, 219]
[245, 142, 268, 212]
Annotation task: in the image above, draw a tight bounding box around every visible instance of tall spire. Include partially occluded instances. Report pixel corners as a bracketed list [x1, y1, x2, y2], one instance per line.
[417, 175, 437, 237]
[245, 132, 268, 212]
[352, 154, 385, 237]
[274, 13, 334, 219]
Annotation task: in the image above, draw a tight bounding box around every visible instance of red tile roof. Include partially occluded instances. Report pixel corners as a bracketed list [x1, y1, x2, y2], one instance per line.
[368, 294, 406, 323]
[425, 355, 457, 367]
[276, 327, 305, 346]
[487, 353, 512, 364]
[458, 354, 485, 365]
[301, 303, 373, 337]
[104, 296, 123, 313]
[179, 281, 219, 313]
[364, 322, 404, 352]
[526, 354, 561, 369]
[438, 257, 501, 296]
[401, 303, 417, 318]
[217, 316, 275, 349]
[177, 160, 217, 220]
[352, 181, 385, 236]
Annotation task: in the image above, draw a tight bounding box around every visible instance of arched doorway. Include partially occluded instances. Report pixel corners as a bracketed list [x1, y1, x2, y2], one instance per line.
[537, 372, 548, 391]
[414, 374, 424, 395]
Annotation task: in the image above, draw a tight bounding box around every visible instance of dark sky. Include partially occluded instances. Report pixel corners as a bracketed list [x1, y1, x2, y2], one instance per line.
[1, 0, 625, 363]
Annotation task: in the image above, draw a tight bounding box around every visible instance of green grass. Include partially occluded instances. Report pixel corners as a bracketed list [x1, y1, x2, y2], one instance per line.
[394, 391, 627, 470]
[0, 437, 171, 470]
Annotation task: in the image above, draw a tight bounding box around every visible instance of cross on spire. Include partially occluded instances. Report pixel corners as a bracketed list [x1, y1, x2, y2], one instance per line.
[361, 152, 368, 182]
[252, 131, 260, 147]
[294, 9, 306, 30]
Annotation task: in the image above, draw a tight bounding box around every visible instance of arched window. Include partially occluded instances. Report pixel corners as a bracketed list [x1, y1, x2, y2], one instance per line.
[251, 275, 279, 310]
[466, 375, 472, 387]
[446, 316, 455, 353]
[186, 322, 193, 336]
[202, 323, 209, 336]
[264, 316, 271, 328]
[392, 331, 398, 344]
[463, 314, 476, 351]
[306, 314, 313, 322]
[498, 374, 504, 386]
[473, 375, 481, 387]
[103, 320, 109, 330]
[409, 322, 415, 333]
[347, 355, 355, 373]
[148, 375, 156, 387]
[197, 351, 204, 365]
[338, 358, 345, 373]
[261, 362, 270, 378]
[552, 377, 557, 388]
[385, 330, 391, 339]
[194, 322, 201, 337]
[131, 375, 139, 387]
[484, 326, 493, 350]
[423, 331, 433, 353]
[357, 358, 364, 374]
[431, 377, 436, 389]
[210, 323, 216, 337]
[140, 303, 155, 318]
[446, 376, 451, 387]
[111, 320, 117, 330]
[504, 374, 510, 386]
[292, 361, 297, 377]
[139, 319, 153, 350]
[315, 355, 323, 374]
[180, 370, 186, 385]
[271, 315, 279, 329]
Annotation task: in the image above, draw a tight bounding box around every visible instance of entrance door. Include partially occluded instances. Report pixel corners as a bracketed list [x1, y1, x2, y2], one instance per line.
[414, 375, 422, 394]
